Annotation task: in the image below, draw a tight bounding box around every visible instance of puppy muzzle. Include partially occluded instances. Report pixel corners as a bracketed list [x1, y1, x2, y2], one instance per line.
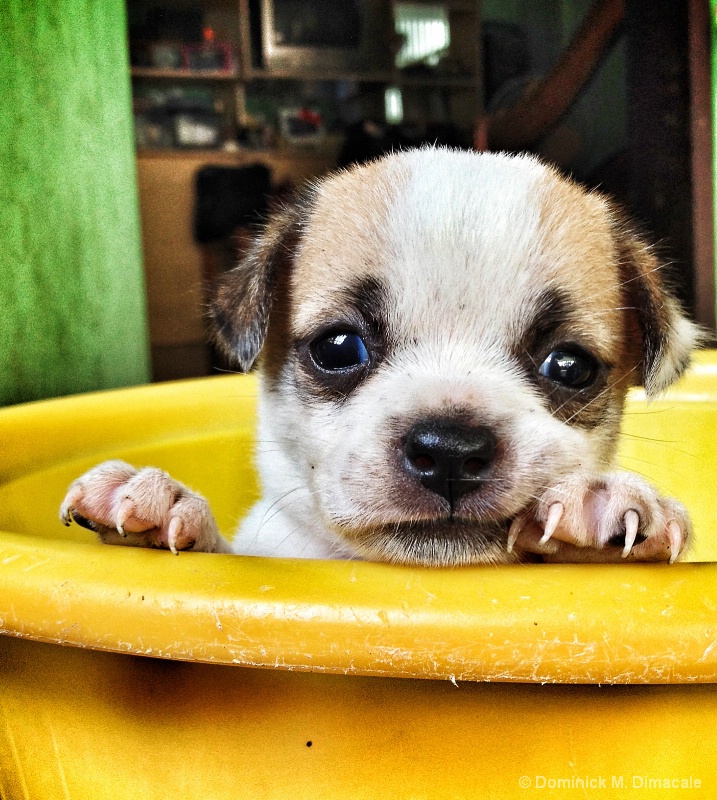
[402, 419, 497, 506]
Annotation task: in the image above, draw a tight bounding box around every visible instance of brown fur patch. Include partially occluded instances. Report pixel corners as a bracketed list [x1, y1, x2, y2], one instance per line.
[290, 159, 407, 332]
[608, 208, 688, 392]
[209, 193, 314, 373]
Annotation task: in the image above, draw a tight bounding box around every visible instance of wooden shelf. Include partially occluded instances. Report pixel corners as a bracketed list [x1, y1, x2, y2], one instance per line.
[243, 68, 478, 89]
[131, 67, 239, 81]
[244, 67, 395, 84]
[136, 146, 339, 161]
[131, 65, 478, 90]
[397, 74, 479, 88]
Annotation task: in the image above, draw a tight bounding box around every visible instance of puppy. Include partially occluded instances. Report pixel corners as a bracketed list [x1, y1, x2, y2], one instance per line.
[61, 148, 701, 565]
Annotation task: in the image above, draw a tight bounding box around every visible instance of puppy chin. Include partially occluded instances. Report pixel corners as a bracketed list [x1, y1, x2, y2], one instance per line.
[336, 518, 515, 567]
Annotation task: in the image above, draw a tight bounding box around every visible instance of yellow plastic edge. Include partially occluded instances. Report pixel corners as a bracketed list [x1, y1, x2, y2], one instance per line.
[2, 355, 717, 684]
[1, 530, 717, 684]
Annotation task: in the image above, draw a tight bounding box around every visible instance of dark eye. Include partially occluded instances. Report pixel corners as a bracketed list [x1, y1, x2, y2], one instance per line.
[539, 348, 598, 388]
[310, 331, 369, 371]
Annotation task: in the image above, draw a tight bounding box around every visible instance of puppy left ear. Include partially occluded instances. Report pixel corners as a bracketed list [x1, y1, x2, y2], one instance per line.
[209, 205, 300, 372]
[614, 219, 704, 396]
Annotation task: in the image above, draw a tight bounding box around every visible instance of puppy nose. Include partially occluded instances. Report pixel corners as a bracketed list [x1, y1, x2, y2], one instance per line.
[403, 420, 497, 504]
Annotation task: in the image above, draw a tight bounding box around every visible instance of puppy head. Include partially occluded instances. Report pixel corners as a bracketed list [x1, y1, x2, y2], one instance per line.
[212, 148, 700, 566]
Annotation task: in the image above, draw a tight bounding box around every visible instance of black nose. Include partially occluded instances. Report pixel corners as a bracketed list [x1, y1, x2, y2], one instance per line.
[403, 419, 497, 505]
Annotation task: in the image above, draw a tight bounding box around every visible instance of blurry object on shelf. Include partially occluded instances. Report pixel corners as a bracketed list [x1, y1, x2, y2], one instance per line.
[133, 86, 224, 149]
[182, 43, 234, 72]
[258, 0, 392, 74]
[182, 27, 236, 73]
[174, 112, 223, 148]
[394, 2, 450, 70]
[134, 85, 217, 113]
[237, 112, 277, 150]
[148, 42, 183, 70]
[384, 86, 403, 125]
[244, 78, 344, 146]
[134, 110, 174, 149]
[278, 107, 324, 146]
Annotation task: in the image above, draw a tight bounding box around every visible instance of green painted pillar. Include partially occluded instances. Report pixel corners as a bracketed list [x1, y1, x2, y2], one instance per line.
[713, 0, 717, 321]
[0, 0, 150, 406]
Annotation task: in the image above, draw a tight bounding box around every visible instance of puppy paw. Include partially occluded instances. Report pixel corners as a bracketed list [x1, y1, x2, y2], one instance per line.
[508, 472, 690, 564]
[60, 460, 230, 554]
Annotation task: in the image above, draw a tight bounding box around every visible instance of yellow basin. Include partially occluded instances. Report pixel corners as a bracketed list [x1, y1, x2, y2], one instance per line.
[2, 352, 717, 798]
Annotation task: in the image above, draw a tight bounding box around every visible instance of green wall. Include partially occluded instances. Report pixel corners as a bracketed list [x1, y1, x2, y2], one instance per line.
[0, 0, 150, 406]
[713, 0, 717, 320]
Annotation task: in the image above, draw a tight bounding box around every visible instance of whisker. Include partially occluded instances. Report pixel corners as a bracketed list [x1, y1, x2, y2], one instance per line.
[582, 261, 672, 305]
[557, 364, 639, 423]
[257, 485, 308, 532]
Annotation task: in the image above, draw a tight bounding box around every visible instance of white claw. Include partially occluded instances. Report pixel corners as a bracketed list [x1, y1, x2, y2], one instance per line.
[622, 509, 640, 558]
[667, 520, 683, 564]
[539, 502, 564, 545]
[116, 497, 133, 538]
[167, 516, 182, 556]
[506, 518, 522, 554]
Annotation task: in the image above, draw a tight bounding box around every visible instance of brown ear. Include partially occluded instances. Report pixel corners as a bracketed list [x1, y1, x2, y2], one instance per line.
[209, 205, 301, 372]
[613, 217, 703, 396]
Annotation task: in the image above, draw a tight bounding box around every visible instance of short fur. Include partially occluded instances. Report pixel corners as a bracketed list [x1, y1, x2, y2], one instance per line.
[63, 148, 701, 566]
[210, 148, 699, 564]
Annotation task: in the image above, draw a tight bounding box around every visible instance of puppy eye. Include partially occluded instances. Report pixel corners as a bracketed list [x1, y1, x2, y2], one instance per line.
[539, 348, 598, 388]
[310, 332, 369, 371]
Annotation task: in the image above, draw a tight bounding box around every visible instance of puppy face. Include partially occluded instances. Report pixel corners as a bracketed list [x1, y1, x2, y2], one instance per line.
[213, 149, 698, 566]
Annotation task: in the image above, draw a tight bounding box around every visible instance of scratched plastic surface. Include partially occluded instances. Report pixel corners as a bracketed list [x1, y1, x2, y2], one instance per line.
[1, 354, 717, 799]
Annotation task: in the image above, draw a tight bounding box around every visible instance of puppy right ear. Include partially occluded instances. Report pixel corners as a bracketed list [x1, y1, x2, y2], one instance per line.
[612, 216, 704, 396]
[209, 206, 300, 372]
